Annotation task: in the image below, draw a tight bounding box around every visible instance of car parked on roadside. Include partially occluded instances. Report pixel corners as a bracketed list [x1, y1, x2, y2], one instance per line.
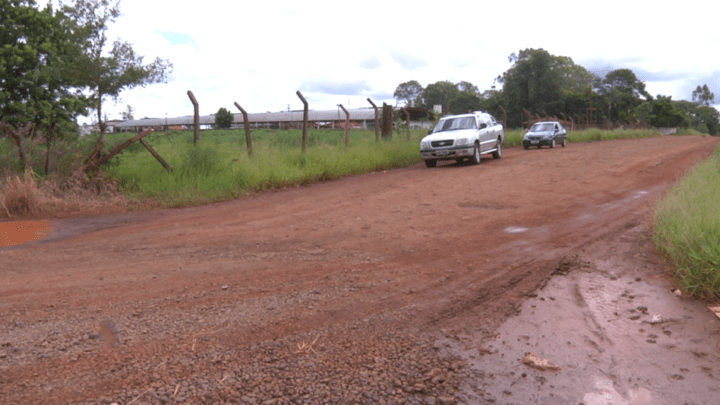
[523, 121, 568, 149]
[420, 111, 505, 168]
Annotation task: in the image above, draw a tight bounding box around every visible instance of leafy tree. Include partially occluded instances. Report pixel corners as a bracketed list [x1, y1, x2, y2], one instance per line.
[456, 80, 479, 94]
[691, 84, 715, 106]
[393, 80, 423, 107]
[59, 0, 172, 149]
[449, 92, 481, 115]
[1, 0, 87, 169]
[696, 106, 719, 135]
[674, 100, 719, 135]
[650, 95, 684, 128]
[120, 104, 134, 120]
[422, 81, 459, 113]
[497, 48, 574, 127]
[597, 69, 650, 123]
[214, 107, 233, 129]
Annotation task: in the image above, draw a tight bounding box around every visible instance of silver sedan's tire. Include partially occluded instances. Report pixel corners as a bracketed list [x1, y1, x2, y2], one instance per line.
[561, 137, 567, 147]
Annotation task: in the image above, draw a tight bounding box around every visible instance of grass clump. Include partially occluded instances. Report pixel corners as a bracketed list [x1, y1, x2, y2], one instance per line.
[104, 129, 425, 207]
[653, 145, 720, 300]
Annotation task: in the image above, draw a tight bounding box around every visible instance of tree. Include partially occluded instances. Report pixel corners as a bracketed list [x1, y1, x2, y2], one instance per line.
[59, 0, 172, 150]
[650, 95, 684, 128]
[692, 84, 715, 106]
[422, 81, 459, 113]
[497, 48, 574, 127]
[120, 104, 134, 120]
[449, 92, 481, 114]
[456, 81, 479, 94]
[1, 0, 87, 169]
[697, 106, 719, 135]
[598, 69, 650, 123]
[393, 80, 423, 107]
[215, 107, 233, 129]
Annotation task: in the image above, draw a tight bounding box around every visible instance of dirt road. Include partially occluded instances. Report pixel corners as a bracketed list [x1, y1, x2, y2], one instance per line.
[1, 135, 719, 405]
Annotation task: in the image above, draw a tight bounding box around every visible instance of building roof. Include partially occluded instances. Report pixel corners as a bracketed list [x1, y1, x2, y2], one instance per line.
[115, 108, 380, 128]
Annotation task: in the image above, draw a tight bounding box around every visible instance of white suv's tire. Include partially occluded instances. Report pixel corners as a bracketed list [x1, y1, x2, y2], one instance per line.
[471, 144, 481, 165]
[492, 139, 502, 159]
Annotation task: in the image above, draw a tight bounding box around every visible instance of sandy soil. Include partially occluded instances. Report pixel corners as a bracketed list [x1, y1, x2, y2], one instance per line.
[1, 135, 719, 405]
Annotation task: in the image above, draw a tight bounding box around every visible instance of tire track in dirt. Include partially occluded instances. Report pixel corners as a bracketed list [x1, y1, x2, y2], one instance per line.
[1, 135, 718, 404]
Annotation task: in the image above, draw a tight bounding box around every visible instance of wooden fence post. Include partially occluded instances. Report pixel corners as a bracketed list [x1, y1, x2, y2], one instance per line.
[296, 91, 309, 154]
[498, 104, 507, 131]
[339, 104, 350, 150]
[381, 103, 393, 139]
[83, 129, 154, 173]
[139, 139, 173, 172]
[400, 108, 410, 140]
[187, 90, 200, 147]
[234, 102, 253, 157]
[367, 98, 379, 142]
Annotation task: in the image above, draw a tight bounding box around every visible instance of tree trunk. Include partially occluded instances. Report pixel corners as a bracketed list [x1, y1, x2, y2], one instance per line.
[0, 122, 28, 170]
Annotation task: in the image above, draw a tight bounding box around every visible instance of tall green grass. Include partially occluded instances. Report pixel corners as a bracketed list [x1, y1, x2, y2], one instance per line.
[653, 145, 720, 300]
[104, 129, 425, 207]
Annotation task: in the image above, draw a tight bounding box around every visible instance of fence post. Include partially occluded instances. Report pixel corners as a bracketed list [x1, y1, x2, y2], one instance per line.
[187, 90, 200, 147]
[400, 107, 410, 140]
[83, 128, 154, 173]
[381, 103, 393, 139]
[339, 104, 350, 150]
[498, 104, 507, 131]
[296, 91, 309, 154]
[367, 98, 379, 142]
[139, 139, 173, 172]
[234, 102, 253, 157]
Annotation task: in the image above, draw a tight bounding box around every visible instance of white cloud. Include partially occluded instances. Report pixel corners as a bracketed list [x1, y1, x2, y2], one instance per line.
[33, 0, 720, 122]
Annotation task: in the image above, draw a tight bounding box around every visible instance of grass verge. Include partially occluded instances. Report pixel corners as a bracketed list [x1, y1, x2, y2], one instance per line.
[104, 129, 424, 207]
[653, 144, 720, 300]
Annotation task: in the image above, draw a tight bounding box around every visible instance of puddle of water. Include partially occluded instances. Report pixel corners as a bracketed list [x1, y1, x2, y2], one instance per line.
[584, 376, 652, 405]
[504, 226, 529, 233]
[0, 221, 53, 247]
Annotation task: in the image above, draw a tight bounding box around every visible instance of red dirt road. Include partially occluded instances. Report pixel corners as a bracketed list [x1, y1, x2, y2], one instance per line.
[1, 135, 718, 405]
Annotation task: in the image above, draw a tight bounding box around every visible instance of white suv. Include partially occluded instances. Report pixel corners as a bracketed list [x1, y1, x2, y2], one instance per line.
[420, 111, 504, 168]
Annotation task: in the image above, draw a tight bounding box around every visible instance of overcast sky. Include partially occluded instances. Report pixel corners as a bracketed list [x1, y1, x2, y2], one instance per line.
[41, 0, 720, 122]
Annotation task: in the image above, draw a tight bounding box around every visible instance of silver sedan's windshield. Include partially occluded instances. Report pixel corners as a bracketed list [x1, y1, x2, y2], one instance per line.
[433, 117, 476, 132]
[530, 123, 554, 132]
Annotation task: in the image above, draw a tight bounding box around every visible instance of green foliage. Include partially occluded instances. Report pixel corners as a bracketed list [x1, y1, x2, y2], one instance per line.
[0, 0, 88, 129]
[654, 145, 720, 300]
[120, 105, 134, 120]
[597, 69, 651, 123]
[498, 48, 581, 127]
[103, 129, 425, 207]
[58, 0, 172, 139]
[422, 81, 459, 112]
[214, 107, 234, 129]
[180, 146, 219, 177]
[393, 80, 423, 107]
[692, 84, 715, 107]
[449, 92, 481, 115]
[650, 95, 684, 128]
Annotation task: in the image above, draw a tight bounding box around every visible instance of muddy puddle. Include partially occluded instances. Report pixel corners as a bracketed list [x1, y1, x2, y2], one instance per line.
[0, 220, 53, 247]
[0, 211, 158, 250]
[442, 224, 720, 405]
